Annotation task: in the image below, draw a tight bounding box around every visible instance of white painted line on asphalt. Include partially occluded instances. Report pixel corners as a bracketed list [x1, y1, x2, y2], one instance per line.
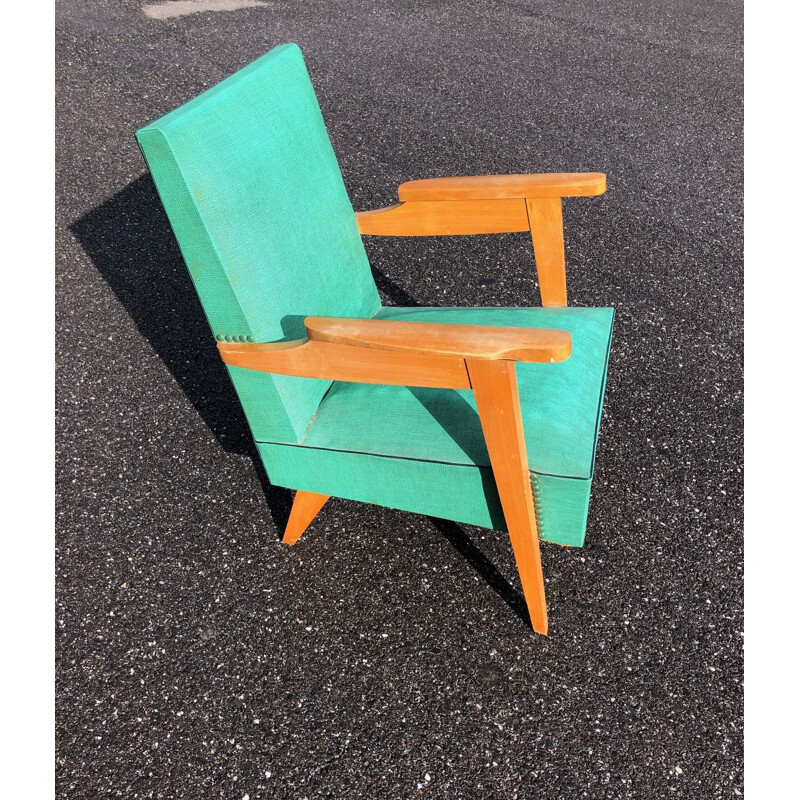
[143, 1, 270, 20]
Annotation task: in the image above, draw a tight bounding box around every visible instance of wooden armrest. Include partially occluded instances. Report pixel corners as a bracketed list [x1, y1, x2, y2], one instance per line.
[356, 172, 606, 307]
[397, 173, 606, 202]
[218, 317, 570, 390]
[304, 317, 570, 363]
[356, 173, 605, 236]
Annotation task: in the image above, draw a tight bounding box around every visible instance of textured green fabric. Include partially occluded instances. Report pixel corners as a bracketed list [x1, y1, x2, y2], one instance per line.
[530, 473, 593, 547]
[296, 306, 614, 479]
[136, 44, 381, 441]
[258, 442, 594, 547]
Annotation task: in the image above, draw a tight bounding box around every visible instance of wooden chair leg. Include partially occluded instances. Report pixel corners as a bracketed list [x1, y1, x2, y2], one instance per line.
[283, 491, 330, 545]
[467, 359, 548, 634]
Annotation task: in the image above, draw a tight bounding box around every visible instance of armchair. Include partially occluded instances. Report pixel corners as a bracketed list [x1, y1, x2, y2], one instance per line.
[136, 43, 614, 634]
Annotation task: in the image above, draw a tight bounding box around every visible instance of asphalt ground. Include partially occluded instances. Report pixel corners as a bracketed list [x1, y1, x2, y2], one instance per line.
[55, 1, 743, 797]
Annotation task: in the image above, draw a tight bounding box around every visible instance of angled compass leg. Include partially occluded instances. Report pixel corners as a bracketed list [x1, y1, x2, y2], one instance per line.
[283, 491, 330, 545]
[467, 359, 548, 634]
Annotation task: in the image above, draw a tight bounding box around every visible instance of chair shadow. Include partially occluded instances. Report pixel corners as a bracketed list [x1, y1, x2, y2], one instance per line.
[429, 518, 532, 628]
[371, 265, 420, 308]
[69, 174, 293, 533]
[70, 174, 529, 624]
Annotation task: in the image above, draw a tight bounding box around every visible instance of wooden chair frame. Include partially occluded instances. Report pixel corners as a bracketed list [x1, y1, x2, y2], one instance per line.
[218, 172, 606, 634]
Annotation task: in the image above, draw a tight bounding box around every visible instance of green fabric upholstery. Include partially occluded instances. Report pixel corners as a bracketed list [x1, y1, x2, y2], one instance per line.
[135, 42, 615, 549]
[136, 44, 380, 441]
[257, 443, 596, 547]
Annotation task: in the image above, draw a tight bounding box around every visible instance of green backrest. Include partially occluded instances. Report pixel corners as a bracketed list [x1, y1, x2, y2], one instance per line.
[136, 44, 381, 443]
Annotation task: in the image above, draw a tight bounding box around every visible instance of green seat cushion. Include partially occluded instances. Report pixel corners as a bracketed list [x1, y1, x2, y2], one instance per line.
[285, 306, 614, 480]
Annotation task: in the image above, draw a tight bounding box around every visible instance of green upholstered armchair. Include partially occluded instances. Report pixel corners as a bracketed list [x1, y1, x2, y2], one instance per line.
[136, 43, 614, 634]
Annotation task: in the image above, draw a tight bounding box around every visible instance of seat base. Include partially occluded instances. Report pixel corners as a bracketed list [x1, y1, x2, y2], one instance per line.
[258, 442, 594, 547]
[255, 305, 613, 548]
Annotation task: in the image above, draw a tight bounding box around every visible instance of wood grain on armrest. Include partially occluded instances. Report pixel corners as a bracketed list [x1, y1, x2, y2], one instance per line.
[397, 173, 606, 202]
[305, 316, 571, 363]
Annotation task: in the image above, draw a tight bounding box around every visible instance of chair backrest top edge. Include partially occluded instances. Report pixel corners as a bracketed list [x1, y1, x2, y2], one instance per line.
[136, 42, 301, 136]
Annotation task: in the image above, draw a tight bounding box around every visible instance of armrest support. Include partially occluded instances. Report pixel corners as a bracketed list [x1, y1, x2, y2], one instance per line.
[397, 173, 606, 201]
